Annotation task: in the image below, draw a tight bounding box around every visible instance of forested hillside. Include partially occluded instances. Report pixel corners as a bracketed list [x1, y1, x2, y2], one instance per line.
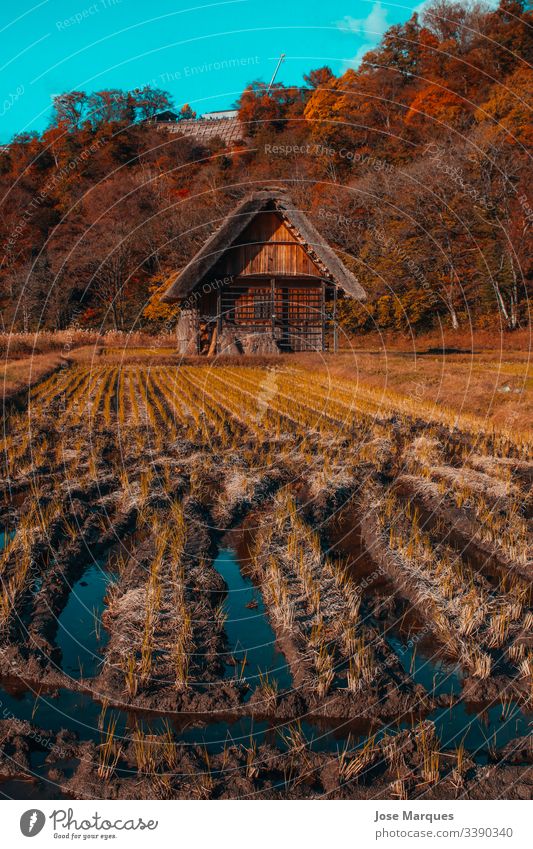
[0, 0, 531, 335]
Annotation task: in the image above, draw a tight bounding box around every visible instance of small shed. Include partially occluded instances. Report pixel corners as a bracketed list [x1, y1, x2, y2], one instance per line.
[162, 187, 365, 354]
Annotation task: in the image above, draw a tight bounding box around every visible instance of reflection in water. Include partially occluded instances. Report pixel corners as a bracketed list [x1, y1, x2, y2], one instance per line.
[214, 546, 292, 691]
[0, 537, 531, 801]
[56, 561, 113, 679]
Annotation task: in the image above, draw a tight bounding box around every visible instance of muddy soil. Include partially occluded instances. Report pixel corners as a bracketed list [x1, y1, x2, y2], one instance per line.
[1, 363, 531, 799]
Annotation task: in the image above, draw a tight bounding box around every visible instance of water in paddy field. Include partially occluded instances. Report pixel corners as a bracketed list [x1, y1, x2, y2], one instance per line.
[0, 669, 529, 761]
[56, 560, 114, 679]
[386, 633, 463, 698]
[387, 628, 530, 761]
[0, 532, 531, 799]
[214, 546, 292, 692]
[427, 701, 530, 763]
[0, 680, 103, 739]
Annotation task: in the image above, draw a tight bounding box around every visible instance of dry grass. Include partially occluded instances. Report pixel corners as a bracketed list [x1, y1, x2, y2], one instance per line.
[340, 326, 533, 354]
[12, 328, 530, 434]
[0, 329, 99, 359]
[65, 344, 533, 445]
[0, 330, 176, 359]
[296, 349, 533, 435]
[1, 352, 65, 402]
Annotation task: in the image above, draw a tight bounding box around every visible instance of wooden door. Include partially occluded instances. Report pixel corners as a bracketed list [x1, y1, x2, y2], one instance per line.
[276, 283, 323, 351]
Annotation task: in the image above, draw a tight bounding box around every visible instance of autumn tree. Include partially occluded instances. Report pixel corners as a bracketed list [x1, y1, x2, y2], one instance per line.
[51, 92, 89, 129]
[303, 66, 334, 89]
[177, 104, 197, 121]
[142, 273, 181, 327]
[237, 81, 305, 135]
[1, 2, 531, 334]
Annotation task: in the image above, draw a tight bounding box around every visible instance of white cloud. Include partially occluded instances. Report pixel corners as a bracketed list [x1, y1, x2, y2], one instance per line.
[337, 2, 390, 40]
[347, 44, 374, 69]
[337, 1, 391, 69]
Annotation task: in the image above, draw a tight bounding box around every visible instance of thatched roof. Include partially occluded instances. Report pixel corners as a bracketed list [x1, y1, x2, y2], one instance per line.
[162, 188, 366, 302]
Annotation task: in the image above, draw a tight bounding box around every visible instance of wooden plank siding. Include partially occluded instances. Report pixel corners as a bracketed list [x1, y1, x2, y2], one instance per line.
[226, 283, 323, 326]
[215, 279, 325, 351]
[237, 211, 300, 244]
[223, 242, 321, 277]
[221, 212, 323, 278]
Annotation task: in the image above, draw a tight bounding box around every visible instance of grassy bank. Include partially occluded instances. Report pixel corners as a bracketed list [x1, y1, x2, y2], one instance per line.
[1, 351, 66, 404]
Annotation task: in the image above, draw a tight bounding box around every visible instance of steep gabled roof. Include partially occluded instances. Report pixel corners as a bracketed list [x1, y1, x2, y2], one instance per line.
[161, 188, 366, 302]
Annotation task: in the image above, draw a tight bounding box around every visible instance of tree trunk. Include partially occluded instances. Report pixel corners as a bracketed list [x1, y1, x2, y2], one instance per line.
[448, 304, 460, 330]
[508, 254, 519, 330]
[492, 279, 510, 327]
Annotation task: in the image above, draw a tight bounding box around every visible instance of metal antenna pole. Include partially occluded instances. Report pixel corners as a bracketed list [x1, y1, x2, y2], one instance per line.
[267, 53, 286, 92]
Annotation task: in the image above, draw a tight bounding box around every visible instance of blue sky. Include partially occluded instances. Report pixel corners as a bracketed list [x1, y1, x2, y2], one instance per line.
[0, 0, 424, 141]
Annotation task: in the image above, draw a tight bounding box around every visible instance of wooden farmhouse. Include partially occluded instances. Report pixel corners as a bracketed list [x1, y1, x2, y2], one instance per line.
[162, 187, 366, 354]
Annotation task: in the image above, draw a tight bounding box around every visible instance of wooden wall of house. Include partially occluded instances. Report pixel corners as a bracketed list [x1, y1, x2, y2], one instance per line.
[229, 281, 323, 327]
[220, 212, 323, 279]
[195, 278, 324, 324]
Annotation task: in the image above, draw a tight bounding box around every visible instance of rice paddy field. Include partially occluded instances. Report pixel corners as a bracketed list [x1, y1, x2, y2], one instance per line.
[0, 359, 532, 800]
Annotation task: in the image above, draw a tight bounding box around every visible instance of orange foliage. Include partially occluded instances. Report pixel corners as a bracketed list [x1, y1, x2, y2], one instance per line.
[405, 84, 472, 129]
[476, 67, 533, 146]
